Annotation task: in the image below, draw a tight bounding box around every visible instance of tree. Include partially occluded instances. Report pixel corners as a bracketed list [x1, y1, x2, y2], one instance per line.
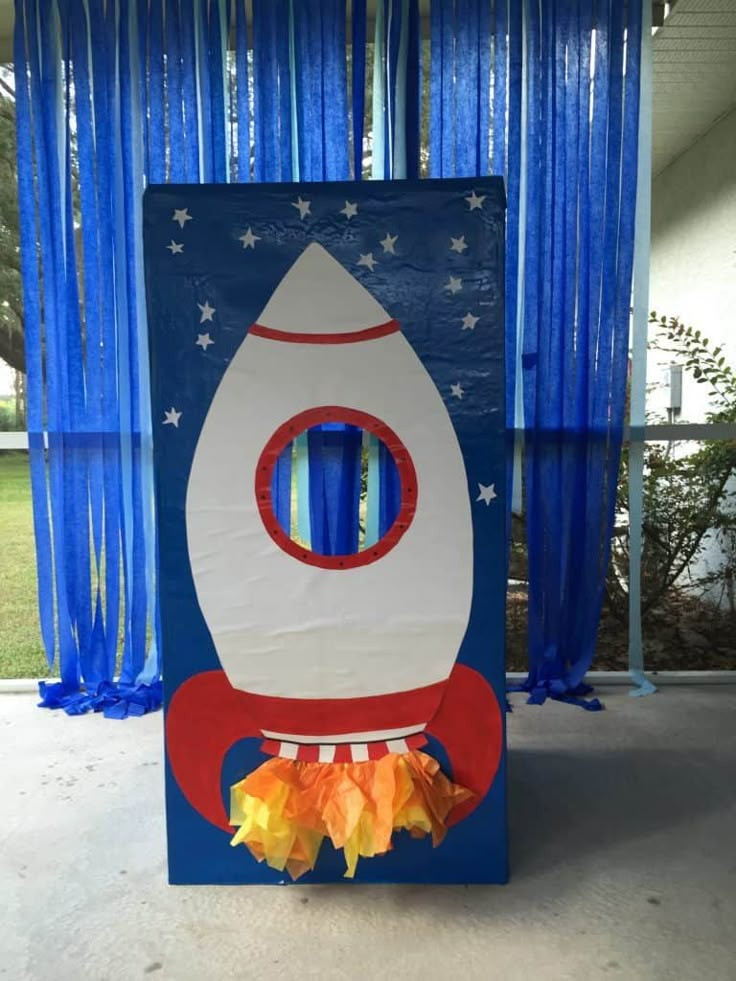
[606, 314, 736, 621]
[0, 75, 25, 375]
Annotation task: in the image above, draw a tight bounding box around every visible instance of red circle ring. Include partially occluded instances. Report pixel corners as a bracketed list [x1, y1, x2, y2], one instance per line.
[255, 406, 418, 570]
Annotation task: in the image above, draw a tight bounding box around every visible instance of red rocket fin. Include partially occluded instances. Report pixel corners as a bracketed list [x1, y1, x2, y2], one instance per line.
[426, 663, 503, 826]
[167, 663, 502, 835]
[166, 670, 259, 832]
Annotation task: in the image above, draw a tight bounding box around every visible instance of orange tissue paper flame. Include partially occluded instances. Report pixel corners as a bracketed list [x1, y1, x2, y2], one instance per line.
[229, 750, 473, 880]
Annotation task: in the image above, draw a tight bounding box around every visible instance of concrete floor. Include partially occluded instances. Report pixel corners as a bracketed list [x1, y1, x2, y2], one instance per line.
[2, 686, 735, 981]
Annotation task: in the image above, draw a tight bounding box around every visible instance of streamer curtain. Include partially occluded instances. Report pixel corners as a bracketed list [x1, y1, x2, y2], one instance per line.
[13, 0, 642, 714]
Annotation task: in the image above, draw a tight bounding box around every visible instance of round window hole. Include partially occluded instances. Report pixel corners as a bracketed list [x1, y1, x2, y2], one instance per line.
[254, 407, 418, 570]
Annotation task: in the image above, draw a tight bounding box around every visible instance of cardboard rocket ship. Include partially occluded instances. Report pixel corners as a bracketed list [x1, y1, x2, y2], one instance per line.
[165, 239, 503, 880]
[186, 243, 474, 760]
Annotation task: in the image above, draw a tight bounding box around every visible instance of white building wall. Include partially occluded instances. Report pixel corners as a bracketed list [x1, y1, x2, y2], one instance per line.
[648, 108, 736, 609]
[0, 360, 14, 398]
[649, 107, 736, 423]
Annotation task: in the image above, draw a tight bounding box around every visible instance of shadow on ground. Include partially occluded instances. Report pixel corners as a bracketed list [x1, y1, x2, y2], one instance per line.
[297, 741, 736, 923]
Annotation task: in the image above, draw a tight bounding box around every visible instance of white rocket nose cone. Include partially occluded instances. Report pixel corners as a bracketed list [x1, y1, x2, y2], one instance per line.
[256, 242, 390, 335]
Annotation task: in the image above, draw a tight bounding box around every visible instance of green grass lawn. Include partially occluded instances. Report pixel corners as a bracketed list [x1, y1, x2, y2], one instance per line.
[0, 452, 50, 678]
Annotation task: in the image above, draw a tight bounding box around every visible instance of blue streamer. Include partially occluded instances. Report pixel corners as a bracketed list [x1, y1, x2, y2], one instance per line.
[195, 0, 213, 181]
[208, 0, 229, 182]
[440, 0, 455, 175]
[454, 0, 480, 177]
[15, 0, 161, 716]
[351, 0, 366, 178]
[405, 0, 420, 178]
[321, 0, 349, 180]
[136, 0, 150, 178]
[166, 0, 186, 182]
[252, 0, 279, 180]
[371, 0, 386, 179]
[70, 0, 103, 596]
[307, 426, 362, 555]
[295, 432, 312, 547]
[505, 0, 521, 433]
[14, 0, 643, 723]
[378, 440, 401, 537]
[88, 0, 123, 678]
[180, 0, 201, 180]
[118, 0, 148, 685]
[30, 0, 79, 690]
[385, 0, 401, 177]
[492, 0, 507, 176]
[271, 444, 293, 535]
[130, 1, 160, 689]
[13, 0, 56, 665]
[235, 0, 250, 181]
[148, 0, 166, 182]
[288, 0, 300, 180]
[428, 0, 442, 176]
[365, 433, 380, 548]
[519, 0, 641, 709]
[276, 0, 294, 180]
[307, 428, 327, 553]
[61, 11, 94, 680]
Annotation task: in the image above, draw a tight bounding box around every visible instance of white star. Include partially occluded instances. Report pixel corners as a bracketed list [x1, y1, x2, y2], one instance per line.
[461, 311, 479, 330]
[291, 196, 311, 219]
[196, 333, 214, 351]
[166, 240, 184, 255]
[445, 275, 463, 294]
[239, 227, 261, 249]
[380, 232, 398, 254]
[450, 383, 464, 399]
[340, 200, 358, 219]
[465, 190, 486, 211]
[163, 408, 182, 427]
[172, 208, 192, 229]
[450, 235, 468, 253]
[357, 252, 377, 272]
[476, 483, 497, 505]
[197, 301, 215, 323]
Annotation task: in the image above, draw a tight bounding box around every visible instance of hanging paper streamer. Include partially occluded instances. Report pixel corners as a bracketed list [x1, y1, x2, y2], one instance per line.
[15, 0, 162, 718]
[146, 179, 507, 884]
[512, 0, 643, 708]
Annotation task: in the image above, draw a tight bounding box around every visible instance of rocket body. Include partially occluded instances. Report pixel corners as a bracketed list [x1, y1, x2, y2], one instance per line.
[186, 244, 473, 749]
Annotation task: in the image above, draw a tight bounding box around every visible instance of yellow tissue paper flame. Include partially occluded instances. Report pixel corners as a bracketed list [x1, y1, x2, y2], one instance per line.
[229, 750, 473, 880]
